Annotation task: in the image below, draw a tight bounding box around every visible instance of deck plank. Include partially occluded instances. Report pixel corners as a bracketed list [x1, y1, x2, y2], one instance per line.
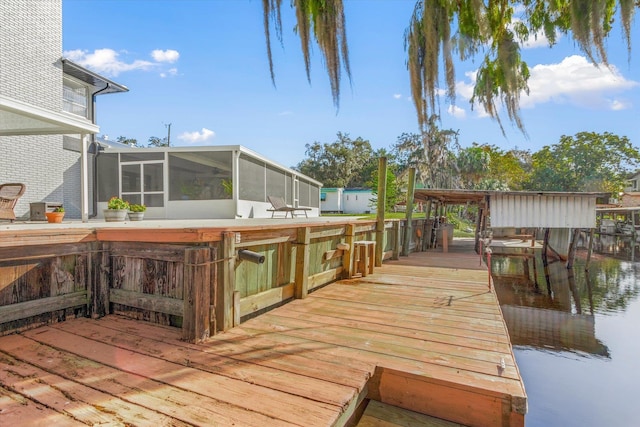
[0, 351, 189, 426]
[18, 328, 340, 426]
[50, 319, 358, 408]
[0, 386, 86, 427]
[0, 240, 526, 427]
[0, 334, 298, 427]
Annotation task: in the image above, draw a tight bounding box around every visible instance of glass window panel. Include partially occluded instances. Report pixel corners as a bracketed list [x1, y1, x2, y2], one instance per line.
[121, 152, 164, 162]
[238, 154, 265, 202]
[63, 78, 88, 118]
[121, 164, 141, 193]
[123, 194, 141, 205]
[144, 194, 164, 207]
[96, 153, 119, 202]
[285, 174, 292, 205]
[144, 163, 163, 192]
[168, 151, 232, 200]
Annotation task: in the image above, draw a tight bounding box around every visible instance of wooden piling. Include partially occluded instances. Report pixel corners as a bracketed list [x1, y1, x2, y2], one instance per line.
[183, 247, 211, 343]
[294, 227, 310, 299]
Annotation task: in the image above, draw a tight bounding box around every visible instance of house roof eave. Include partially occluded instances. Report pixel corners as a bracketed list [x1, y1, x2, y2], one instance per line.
[0, 94, 99, 136]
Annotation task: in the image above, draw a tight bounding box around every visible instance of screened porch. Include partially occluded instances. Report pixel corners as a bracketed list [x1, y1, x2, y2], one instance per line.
[95, 145, 321, 219]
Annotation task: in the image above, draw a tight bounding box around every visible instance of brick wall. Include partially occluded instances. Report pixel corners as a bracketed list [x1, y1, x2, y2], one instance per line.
[0, 0, 84, 220]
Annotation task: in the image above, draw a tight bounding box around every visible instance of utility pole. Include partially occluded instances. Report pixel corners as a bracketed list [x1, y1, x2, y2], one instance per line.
[165, 123, 171, 147]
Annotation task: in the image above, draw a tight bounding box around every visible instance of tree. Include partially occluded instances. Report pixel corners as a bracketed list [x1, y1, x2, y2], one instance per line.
[263, 1, 637, 134]
[116, 136, 139, 147]
[295, 132, 373, 187]
[393, 115, 459, 188]
[456, 144, 491, 189]
[148, 136, 169, 147]
[366, 151, 403, 212]
[525, 132, 640, 193]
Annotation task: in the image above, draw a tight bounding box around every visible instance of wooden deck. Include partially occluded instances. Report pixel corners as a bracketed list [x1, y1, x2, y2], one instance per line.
[0, 240, 526, 426]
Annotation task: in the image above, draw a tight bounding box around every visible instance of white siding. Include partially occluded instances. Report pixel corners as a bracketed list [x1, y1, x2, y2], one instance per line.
[491, 194, 596, 228]
[0, 0, 72, 219]
[321, 189, 342, 212]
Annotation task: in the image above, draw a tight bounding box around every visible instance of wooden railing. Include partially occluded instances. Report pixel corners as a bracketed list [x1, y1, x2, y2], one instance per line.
[0, 218, 435, 341]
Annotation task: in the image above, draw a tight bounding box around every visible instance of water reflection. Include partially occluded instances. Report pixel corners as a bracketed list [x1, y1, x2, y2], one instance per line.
[491, 239, 640, 426]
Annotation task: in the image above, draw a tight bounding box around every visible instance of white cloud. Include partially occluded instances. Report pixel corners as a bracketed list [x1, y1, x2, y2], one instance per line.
[63, 48, 153, 76]
[447, 104, 466, 118]
[63, 48, 181, 77]
[177, 128, 216, 144]
[160, 68, 178, 78]
[452, 55, 638, 116]
[521, 55, 638, 109]
[278, 111, 293, 116]
[393, 93, 402, 99]
[151, 49, 180, 63]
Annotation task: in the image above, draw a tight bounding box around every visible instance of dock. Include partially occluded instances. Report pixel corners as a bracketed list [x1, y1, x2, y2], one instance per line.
[0, 237, 525, 426]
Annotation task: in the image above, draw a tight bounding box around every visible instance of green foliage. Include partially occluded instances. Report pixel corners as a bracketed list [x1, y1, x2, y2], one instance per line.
[53, 206, 64, 213]
[262, 1, 637, 135]
[129, 204, 146, 212]
[369, 167, 400, 213]
[295, 132, 374, 187]
[457, 144, 491, 189]
[222, 179, 233, 196]
[148, 136, 169, 147]
[524, 131, 640, 193]
[262, 0, 350, 108]
[393, 116, 459, 188]
[116, 136, 139, 147]
[107, 196, 130, 210]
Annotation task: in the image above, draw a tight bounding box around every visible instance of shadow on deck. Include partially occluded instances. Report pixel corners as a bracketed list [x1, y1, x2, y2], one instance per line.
[0, 238, 526, 426]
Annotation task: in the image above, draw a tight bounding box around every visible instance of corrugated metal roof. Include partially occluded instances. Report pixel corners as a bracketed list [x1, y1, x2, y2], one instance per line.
[491, 194, 596, 228]
[413, 189, 606, 228]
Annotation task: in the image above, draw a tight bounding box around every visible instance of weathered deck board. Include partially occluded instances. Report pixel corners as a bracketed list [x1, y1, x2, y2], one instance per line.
[357, 400, 465, 427]
[0, 241, 525, 427]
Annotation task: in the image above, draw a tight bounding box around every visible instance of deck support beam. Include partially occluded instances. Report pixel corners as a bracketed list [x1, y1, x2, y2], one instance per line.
[183, 247, 211, 343]
[219, 232, 236, 331]
[375, 157, 387, 267]
[294, 227, 310, 299]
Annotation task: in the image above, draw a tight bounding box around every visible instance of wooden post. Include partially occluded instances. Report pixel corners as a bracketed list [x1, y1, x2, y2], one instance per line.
[295, 226, 310, 299]
[233, 290, 241, 327]
[392, 220, 401, 260]
[442, 227, 449, 253]
[401, 168, 416, 256]
[90, 241, 110, 319]
[375, 157, 387, 267]
[566, 228, 580, 269]
[423, 200, 432, 251]
[183, 247, 211, 343]
[218, 232, 236, 332]
[474, 208, 483, 253]
[585, 228, 595, 271]
[343, 223, 356, 278]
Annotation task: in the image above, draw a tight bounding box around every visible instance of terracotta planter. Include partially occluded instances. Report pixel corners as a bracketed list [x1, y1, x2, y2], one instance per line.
[128, 212, 144, 221]
[104, 209, 128, 222]
[45, 212, 65, 223]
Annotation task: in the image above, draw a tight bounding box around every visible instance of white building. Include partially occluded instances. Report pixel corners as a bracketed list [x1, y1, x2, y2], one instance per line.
[0, 0, 127, 220]
[321, 188, 376, 214]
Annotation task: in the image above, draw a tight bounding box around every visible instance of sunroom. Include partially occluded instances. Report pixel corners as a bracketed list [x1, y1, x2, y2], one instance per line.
[95, 145, 322, 219]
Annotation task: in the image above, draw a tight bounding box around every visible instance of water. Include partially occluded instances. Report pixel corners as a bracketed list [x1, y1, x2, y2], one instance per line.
[491, 241, 640, 427]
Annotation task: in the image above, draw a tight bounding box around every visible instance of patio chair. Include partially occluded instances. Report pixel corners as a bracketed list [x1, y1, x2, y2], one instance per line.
[267, 196, 311, 218]
[0, 183, 26, 222]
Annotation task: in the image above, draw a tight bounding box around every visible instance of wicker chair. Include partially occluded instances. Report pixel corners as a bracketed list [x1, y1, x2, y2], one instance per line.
[0, 183, 26, 222]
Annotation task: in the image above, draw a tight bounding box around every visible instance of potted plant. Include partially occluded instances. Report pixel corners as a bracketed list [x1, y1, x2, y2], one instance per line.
[128, 203, 146, 221]
[45, 206, 65, 223]
[104, 196, 130, 222]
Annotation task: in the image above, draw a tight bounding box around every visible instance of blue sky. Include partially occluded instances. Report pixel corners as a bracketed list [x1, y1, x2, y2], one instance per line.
[63, 1, 640, 169]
